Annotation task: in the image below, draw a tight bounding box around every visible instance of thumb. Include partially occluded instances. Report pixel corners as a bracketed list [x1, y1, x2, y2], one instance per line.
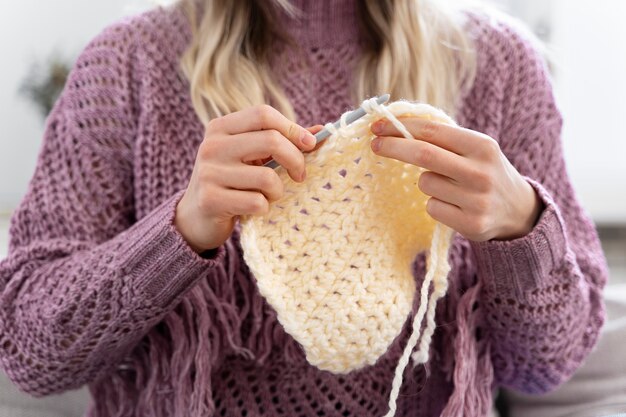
[306, 125, 324, 134]
[305, 125, 326, 152]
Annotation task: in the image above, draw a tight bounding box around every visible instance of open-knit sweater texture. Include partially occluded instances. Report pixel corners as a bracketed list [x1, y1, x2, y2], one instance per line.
[0, 1, 608, 416]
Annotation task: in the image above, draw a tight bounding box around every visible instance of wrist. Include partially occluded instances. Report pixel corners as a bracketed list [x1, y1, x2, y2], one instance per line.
[174, 198, 208, 253]
[496, 180, 544, 241]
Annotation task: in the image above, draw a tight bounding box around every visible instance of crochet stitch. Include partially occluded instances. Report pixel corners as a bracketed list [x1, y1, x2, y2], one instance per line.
[0, 2, 608, 416]
[240, 100, 457, 416]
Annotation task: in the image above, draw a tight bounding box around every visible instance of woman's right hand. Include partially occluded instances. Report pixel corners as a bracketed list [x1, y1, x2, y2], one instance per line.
[174, 105, 319, 253]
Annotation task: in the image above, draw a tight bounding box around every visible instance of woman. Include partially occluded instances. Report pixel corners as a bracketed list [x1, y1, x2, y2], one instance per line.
[0, 0, 608, 416]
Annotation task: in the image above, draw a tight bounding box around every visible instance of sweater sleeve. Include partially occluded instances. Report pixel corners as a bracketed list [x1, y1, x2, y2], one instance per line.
[468, 19, 608, 394]
[0, 20, 224, 397]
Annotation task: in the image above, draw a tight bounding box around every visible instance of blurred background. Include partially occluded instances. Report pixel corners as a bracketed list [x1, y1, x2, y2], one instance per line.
[0, 1, 624, 416]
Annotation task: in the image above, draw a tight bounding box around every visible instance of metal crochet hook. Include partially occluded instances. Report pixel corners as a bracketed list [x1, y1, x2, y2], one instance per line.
[264, 93, 391, 169]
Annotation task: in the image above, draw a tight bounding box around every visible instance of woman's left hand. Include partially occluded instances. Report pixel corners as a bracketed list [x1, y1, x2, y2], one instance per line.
[370, 117, 543, 242]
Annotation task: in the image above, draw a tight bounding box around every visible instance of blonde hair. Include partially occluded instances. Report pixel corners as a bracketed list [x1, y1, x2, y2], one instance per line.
[180, 0, 477, 125]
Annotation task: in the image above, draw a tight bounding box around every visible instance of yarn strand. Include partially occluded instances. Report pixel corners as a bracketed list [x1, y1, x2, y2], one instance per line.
[363, 99, 456, 416]
[241, 98, 457, 417]
[382, 224, 453, 417]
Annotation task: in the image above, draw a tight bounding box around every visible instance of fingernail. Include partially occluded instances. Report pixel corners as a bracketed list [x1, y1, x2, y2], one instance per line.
[371, 121, 385, 134]
[371, 138, 382, 152]
[301, 132, 316, 147]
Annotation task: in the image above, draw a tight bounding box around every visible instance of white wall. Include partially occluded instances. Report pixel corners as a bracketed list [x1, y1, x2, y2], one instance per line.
[1, 1, 625, 223]
[0, 0, 153, 213]
[490, 0, 626, 224]
[551, 0, 626, 224]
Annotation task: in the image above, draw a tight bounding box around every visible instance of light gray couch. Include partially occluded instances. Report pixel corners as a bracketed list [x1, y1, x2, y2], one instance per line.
[503, 284, 626, 417]
[0, 375, 88, 417]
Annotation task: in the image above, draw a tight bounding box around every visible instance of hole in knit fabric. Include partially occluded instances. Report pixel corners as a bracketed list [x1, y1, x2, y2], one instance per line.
[339, 169, 347, 177]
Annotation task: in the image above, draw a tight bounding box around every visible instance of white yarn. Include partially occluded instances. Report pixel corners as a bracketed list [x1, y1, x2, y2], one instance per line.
[240, 98, 456, 417]
[358, 98, 456, 415]
[358, 100, 455, 416]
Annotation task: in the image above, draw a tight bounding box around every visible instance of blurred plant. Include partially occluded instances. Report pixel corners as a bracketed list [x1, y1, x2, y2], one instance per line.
[19, 53, 72, 118]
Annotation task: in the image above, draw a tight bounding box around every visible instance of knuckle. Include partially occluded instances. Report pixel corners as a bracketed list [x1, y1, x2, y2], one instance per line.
[258, 168, 278, 189]
[268, 179, 285, 202]
[198, 138, 219, 160]
[466, 162, 492, 191]
[475, 170, 495, 192]
[296, 150, 306, 167]
[255, 104, 275, 127]
[274, 183, 285, 200]
[481, 137, 501, 158]
[470, 215, 490, 236]
[420, 121, 440, 140]
[473, 195, 491, 214]
[414, 144, 435, 167]
[248, 194, 269, 214]
[205, 117, 223, 134]
[265, 130, 283, 151]
[293, 154, 306, 179]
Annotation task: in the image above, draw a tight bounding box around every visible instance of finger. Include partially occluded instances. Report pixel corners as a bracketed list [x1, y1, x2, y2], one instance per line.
[255, 125, 325, 166]
[307, 125, 324, 134]
[218, 165, 284, 202]
[425, 197, 465, 232]
[371, 117, 484, 156]
[213, 189, 270, 217]
[371, 135, 470, 181]
[305, 125, 326, 153]
[208, 105, 317, 151]
[219, 130, 306, 182]
[418, 171, 466, 208]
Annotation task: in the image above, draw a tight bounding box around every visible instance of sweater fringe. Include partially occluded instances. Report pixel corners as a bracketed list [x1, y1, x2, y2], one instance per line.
[89, 227, 304, 416]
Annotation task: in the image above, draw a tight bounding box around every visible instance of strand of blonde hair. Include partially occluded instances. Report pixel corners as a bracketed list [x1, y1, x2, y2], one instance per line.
[179, 0, 477, 125]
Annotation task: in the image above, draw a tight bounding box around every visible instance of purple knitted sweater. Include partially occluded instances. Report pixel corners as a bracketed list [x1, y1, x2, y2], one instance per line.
[0, 1, 608, 416]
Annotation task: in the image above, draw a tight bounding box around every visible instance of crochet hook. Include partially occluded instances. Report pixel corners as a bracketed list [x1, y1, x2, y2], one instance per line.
[264, 93, 391, 169]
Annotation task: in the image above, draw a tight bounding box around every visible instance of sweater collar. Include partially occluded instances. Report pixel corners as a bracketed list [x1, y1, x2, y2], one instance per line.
[274, 0, 363, 48]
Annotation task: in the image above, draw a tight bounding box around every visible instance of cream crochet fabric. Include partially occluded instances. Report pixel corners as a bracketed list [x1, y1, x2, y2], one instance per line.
[240, 99, 455, 415]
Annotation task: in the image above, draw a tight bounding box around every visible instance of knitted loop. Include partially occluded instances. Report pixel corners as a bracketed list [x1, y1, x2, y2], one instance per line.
[361, 96, 382, 115]
[363, 96, 414, 141]
[339, 111, 350, 130]
[240, 100, 456, 417]
[324, 121, 339, 137]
